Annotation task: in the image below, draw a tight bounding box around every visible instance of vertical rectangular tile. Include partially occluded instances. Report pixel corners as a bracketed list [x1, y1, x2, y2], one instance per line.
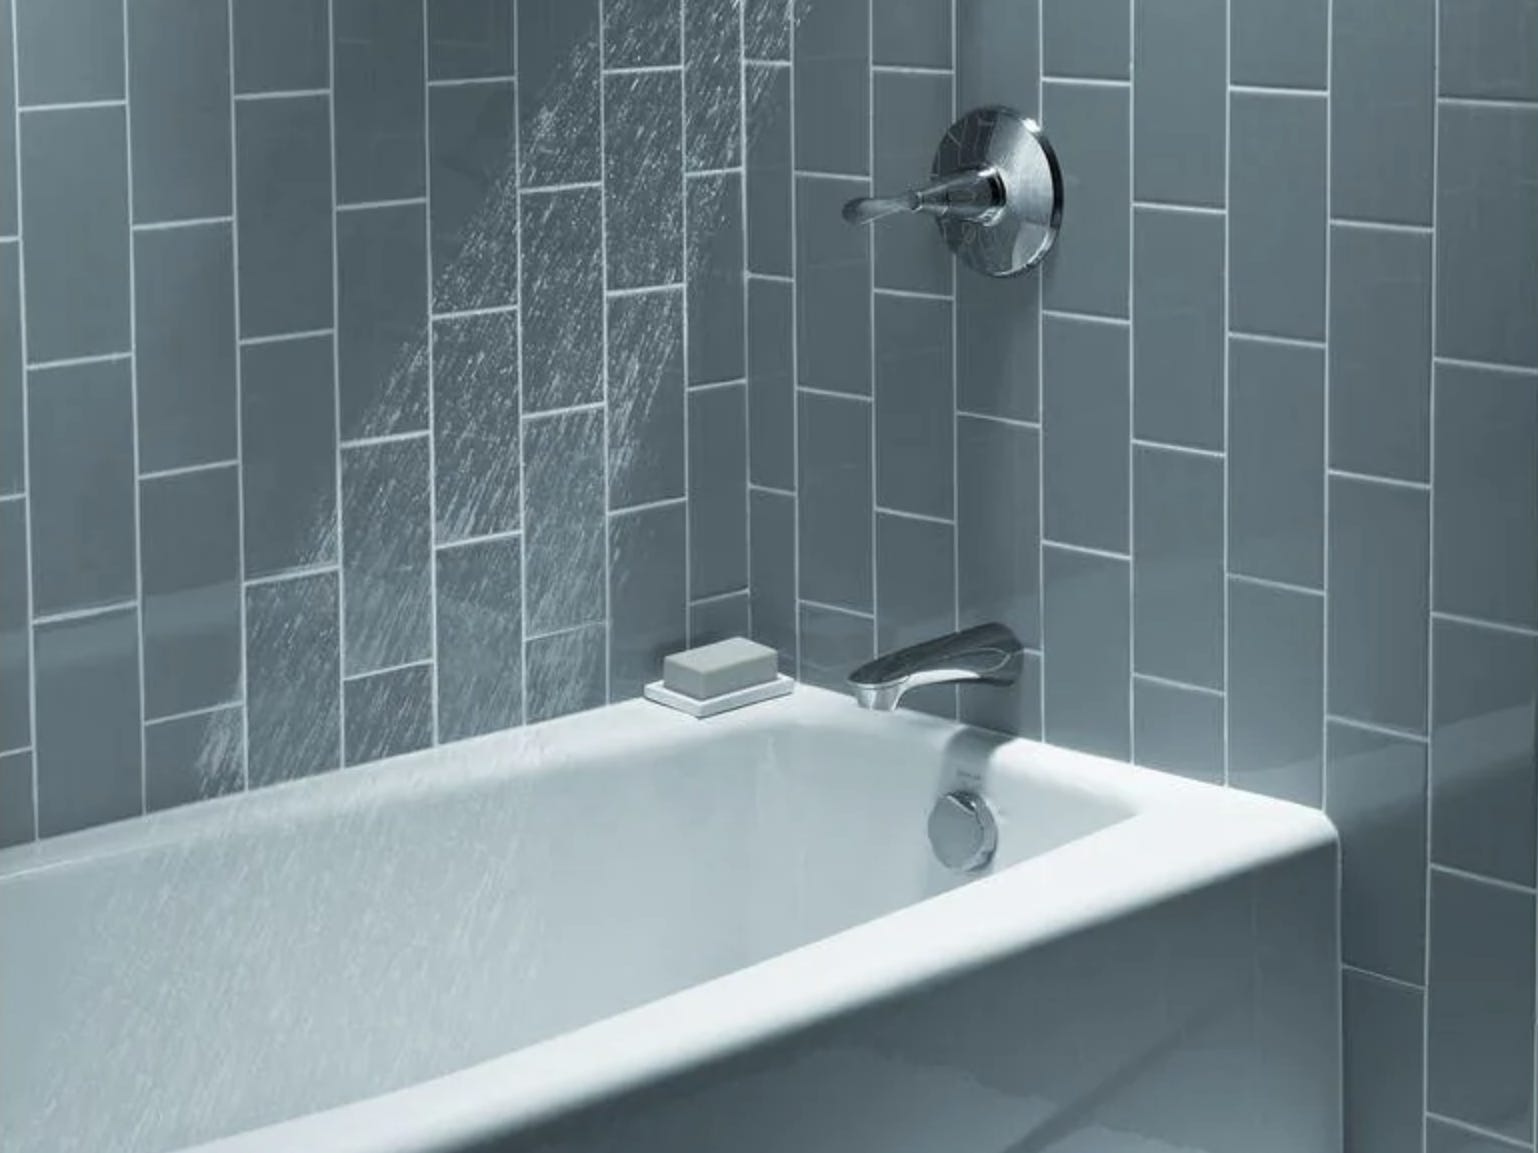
[235, 95, 333, 339]
[34, 606, 140, 836]
[232, 0, 330, 93]
[427, 81, 518, 314]
[15, 0, 123, 105]
[1328, 477, 1429, 734]
[1231, 0, 1328, 88]
[875, 293, 953, 520]
[746, 63, 791, 277]
[433, 311, 520, 543]
[1041, 81, 1130, 319]
[28, 360, 136, 616]
[1133, 447, 1224, 689]
[873, 0, 950, 67]
[1133, 0, 1225, 208]
[1042, 545, 1130, 759]
[240, 335, 338, 578]
[1043, 0, 1129, 78]
[428, 0, 516, 80]
[959, 0, 1039, 115]
[134, 223, 238, 473]
[603, 0, 679, 68]
[19, 106, 130, 362]
[686, 172, 745, 384]
[144, 705, 243, 812]
[1343, 971, 1426, 1153]
[0, 499, 29, 752]
[344, 663, 433, 765]
[691, 593, 750, 646]
[0, 750, 35, 847]
[748, 277, 794, 490]
[1427, 870, 1536, 1141]
[957, 273, 1039, 423]
[1043, 314, 1129, 553]
[338, 203, 429, 440]
[0, 244, 19, 495]
[689, 384, 748, 599]
[435, 535, 522, 741]
[517, 0, 601, 186]
[1439, 0, 1538, 100]
[793, 0, 867, 174]
[957, 415, 1040, 647]
[795, 174, 869, 396]
[1229, 93, 1326, 341]
[605, 71, 684, 290]
[524, 409, 606, 635]
[1327, 720, 1428, 984]
[1329, 224, 1432, 482]
[245, 571, 340, 785]
[1132, 207, 1225, 450]
[1228, 578, 1324, 804]
[127, 0, 232, 223]
[745, 0, 790, 60]
[140, 466, 242, 719]
[798, 602, 873, 692]
[877, 513, 957, 718]
[1133, 678, 1224, 784]
[525, 622, 606, 721]
[341, 437, 432, 675]
[798, 391, 872, 612]
[333, 0, 425, 204]
[872, 70, 952, 295]
[610, 503, 687, 700]
[684, 0, 741, 171]
[750, 487, 796, 672]
[521, 188, 603, 411]
[609, 290, 686, 509]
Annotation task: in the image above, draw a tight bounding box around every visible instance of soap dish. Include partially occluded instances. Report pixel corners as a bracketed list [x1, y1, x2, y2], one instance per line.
[644, 674, 795, 718]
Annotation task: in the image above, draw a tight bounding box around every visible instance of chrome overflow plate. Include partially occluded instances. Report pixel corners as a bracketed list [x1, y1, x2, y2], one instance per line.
[928, 790, 999, 873]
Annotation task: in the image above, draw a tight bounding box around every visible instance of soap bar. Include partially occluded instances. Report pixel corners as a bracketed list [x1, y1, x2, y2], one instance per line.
[662, 637, 778, 700]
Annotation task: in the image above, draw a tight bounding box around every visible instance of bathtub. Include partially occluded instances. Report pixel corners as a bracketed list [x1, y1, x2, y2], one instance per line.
[0, 684, 1339, 1153]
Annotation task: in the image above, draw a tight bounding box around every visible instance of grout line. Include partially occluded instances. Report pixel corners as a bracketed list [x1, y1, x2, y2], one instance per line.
[956, 408, 1041, 431]
[1043, 539, 1131, 564]
[1230, 82, 1327, 98]
[422, 0, 439, 746]
[595, 0, 612, 691]
[867, 0, 878, 679]
[1036, 0, 1047, 738]
[226, 0, 249, 792]
[740, 0, 751, 644]
[610, 495, 688, 517]
[525, 618, 607, 644]
[0, 745, 31, 759]
[1131, 437, 1223, 460]
[678, 0, 691, 653]
[17, 97, 125, 113]
[1221, 0, 1232, 787]
[1433, 353, 1538, 376]
[233, 87, 329, 102]
[688, 375, 747, 392]
[800, 597, 873, 620]
[238, 327, 334, 347]
[434, 528, 521, 552]
[327, 0, 348, 746]
[1229, 329, 1326, 351]
[33, 598, 138, 627]
[1431, 609, 1538, 639]
[948, 0, 959, 693]
[748, 481, 795, 497]
[1424, 1114, 1535, 1152]
[870, 63, 951, 77]
[743, 58, 790, 68]
[1132, 199, 1225, 217]
[426, 75, 515, 88]
[1430, 862, 1538, 896]
[139, 458, 239, 482]
[693, 586, 749, 606]
[797, 383, 870, 402]
[1437, 94, 1538, 110]
[605, 281, 684, 298]
[1341, 962, 1426, 994]
[522, 399, 606, 421]
[1127, 0, 1136, 762]
[335, 195, 427, 213]
[431, 302, 518, 323]
[339, 429, 429, 450]
[0, 491, 23, 503]
[513, 26, 527, 728]
[789, 0, 801, 677]
[1227, 570, 1326, 598]
[873, 284, 952, 302]
[243, 564, 338, 588]
[1040, 75, 1130, 89]
[519, 179, 602, 194]
[26, 351, 132, 372]
[1330, 216, 1433, 235]
[1327, 466, 1430, 491]
[686, 165, 744, 179]
[875, 505, 954, 527]
[1042, 306, 1129, 327]
[131, 214, 233, 233]
[603, 63, 683, 76]
[145, 699, 242, 729]
[122, 0, 148, 819]
[1133, 671, 1225, 699]
[342, 657, 434, 684]
[1327, 713, 1430, 744]
[794, 168, 869, 183]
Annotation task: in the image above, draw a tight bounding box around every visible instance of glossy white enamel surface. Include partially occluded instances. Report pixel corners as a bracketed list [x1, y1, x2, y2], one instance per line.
[0, 686, 1339, 1153]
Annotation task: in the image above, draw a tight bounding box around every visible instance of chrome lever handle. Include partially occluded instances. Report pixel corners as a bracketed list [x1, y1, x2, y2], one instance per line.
[841, 168, 1005, 227]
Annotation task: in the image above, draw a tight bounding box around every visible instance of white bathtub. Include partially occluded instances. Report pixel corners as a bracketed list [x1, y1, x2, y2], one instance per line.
[0, 685, 1339, 1153]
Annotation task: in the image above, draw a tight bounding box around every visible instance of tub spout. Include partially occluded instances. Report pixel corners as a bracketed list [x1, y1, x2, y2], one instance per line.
[848, 623, 1024, 712]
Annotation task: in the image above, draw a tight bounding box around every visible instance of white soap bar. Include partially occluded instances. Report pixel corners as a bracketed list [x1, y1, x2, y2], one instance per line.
[662, 637, 779, 700]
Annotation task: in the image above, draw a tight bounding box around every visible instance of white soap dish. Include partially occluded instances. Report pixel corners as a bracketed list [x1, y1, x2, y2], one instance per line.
[643, 674, 795, 718]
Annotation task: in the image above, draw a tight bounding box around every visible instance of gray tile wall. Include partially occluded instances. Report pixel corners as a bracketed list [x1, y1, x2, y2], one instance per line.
[743, 0, 1538, 1149]
[0, 0, 748, 839]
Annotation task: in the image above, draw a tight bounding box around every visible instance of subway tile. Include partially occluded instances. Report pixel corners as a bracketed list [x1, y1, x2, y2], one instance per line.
[34, 606, 140, 836]
[15, 0, 123, 105]
[338, 204, 429, 440]
[1041, 82, 1130, 319]
[246, 571, 340, 786]
[605, 71, 684, 290]
[1133, 447, 1223, 690]
[1228, 578, 1324, 805]
[0, 500, 28, 752]
[518, 0, 601, 186]
[1043, 0, 1129, 79]
[429, 0, 516, 80]
[1440, 0, 1538, 100]
[745, 0, 790, 60]
[1427, 870, 1536, 1141]
[875, 293, 953, 520]
[959, 0, 1040, 116]
[873, 70, 953, 296]
[1133, 0, 1225, 208]
[958, 650, 1043, 740]
[957, 271, 1039, 423]
[685, 0, 741, 171]
[235, 95, 333, 340]
[428, 80, 518, 315]
[526, 623, 606, 722]
[603, 0, 678, 68]
[750, 487, 797, 672]
[0, 750, 34, 847]
[1342, 971, 1426, 1153]
[1426, 1118, 1532, 1153]
[957, 415, 1040, 647]
[232, 0, 329, 93]
[1436, 102, 1538, 369]
[0, 1, 12, 237]
[1331, 0, 1435, 226]
[1231, 0, 1328, 88]
[872, 0, 950, 67]
[748, 277, 794, 490]
[1042, 545, 1130, 760]
[1229, 93, 1326, 341]
[798, 391, 872, 613]
[1132, 207, 1224, 451]
[1043, 314, 1129, 553]
[333, 0, 425, 204]
[610, 503, 688, 700]
[1432, 617, 1538, 889]
[524, 409, 606, 635]
[140, 467, 242, 719]
[435, 535, 522, 741]
[144, 706, 243, 813]
[28, 360, 136, 616]
[690, 384, 749, 598]
[341, 438, 433, 675]
[1434, 362, 1538, 629]
[746, 64, 792, 277]
[1329, 225, 1433, 482]
[344, 664, 433, 766]
[19, 106, 130, 363]
[1327, 720, 1428, 984]
[1133, 678, 1224, 784]
[433, 311, 520, 543]
[609, 290, 686, 509]
[799, 603, 873, 694]
[240, 335, 338, 578]
[795, 175, 870, 396]
[793, 0, 868, 175]
[686, 173, 745, 384]
[521, 188, 603, 411]
[134, 223, 238, 474]
[1328, 477, 1429, 734]
[1, 244, 23, 495]
[1228, 337, 1325, 588]
[128, 0, 232, 224]
[877, 513, 958, 719]
[691, 592, 751, 646]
